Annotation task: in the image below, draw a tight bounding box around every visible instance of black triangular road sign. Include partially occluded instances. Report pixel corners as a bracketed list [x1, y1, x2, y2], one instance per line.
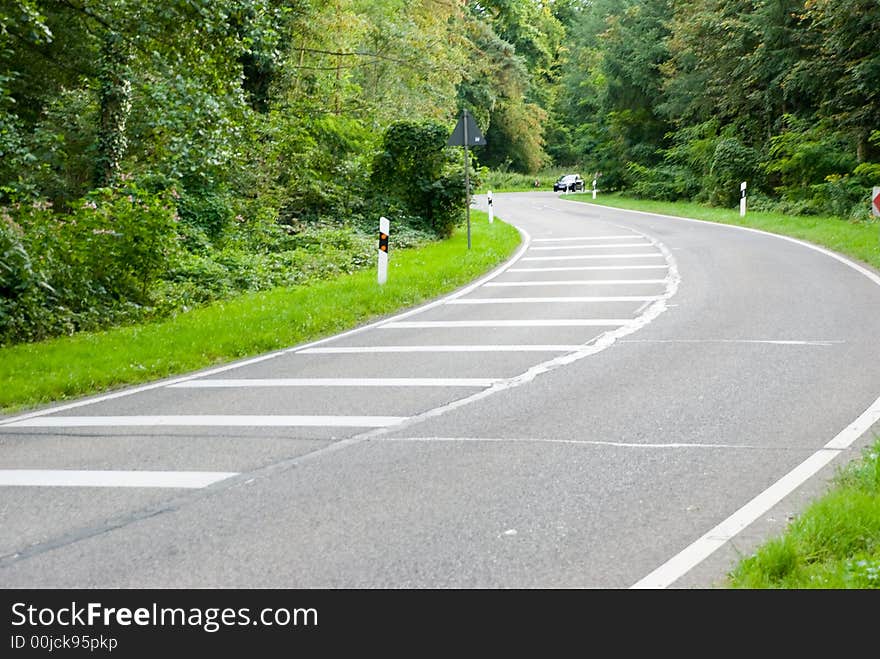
[447, 110, 485, 147]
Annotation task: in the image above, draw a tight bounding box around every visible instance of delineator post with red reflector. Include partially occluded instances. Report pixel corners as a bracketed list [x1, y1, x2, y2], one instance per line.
[378, 216, 389, 285]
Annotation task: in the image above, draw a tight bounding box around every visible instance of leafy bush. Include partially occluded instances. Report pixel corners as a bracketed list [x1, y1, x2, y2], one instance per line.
[369, 120, 467, 238]
[705, 137, 760, 207]
[176, 187, 233, 243]
[762, 116, 857, 200]
[0, 185, 180, 344]
[626, 162, 700, 201]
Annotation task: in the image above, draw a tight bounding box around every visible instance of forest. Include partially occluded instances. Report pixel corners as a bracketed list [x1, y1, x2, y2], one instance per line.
[1, 0, 878, 345]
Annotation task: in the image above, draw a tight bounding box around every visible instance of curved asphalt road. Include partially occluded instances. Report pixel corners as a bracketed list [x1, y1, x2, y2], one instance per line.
[1, 191, 879, 588]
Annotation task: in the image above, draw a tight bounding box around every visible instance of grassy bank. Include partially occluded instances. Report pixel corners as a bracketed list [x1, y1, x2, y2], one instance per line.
[565, 193, 880, 271]
[0, 211, 520, 414]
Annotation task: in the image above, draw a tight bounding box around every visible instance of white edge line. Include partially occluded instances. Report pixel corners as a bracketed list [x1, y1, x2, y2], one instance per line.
[575, 202, 880, 589]
[0, 225, 533, 426]
[0, 469, 238, 489]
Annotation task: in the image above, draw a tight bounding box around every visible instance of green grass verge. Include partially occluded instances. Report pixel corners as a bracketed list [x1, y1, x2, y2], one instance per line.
[564, 193, 880, 271]
[728, 439, 880, 588]
[0, 211, 521, 414]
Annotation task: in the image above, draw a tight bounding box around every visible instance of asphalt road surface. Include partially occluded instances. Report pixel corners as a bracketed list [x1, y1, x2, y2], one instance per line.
[2, 191, 879, 588]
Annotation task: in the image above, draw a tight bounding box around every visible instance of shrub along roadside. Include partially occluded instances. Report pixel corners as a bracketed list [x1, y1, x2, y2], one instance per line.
[0, 211, 520, 414]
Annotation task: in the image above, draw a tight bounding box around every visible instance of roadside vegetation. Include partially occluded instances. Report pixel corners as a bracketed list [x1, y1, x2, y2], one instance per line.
[0, 211, 518, 414]
[3, 2, 879, 589]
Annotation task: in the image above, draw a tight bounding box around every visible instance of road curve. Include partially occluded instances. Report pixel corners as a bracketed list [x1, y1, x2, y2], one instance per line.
[1, 191, 879, 588]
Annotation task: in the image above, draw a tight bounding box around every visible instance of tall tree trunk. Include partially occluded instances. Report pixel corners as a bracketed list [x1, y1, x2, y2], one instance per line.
[95, 32, 132, 187]
[856, 130, 868, 164]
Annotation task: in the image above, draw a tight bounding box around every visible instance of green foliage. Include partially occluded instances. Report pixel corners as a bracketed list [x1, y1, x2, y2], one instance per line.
[0, 184, 179, 343]
[0, 212, 520, 412]
[546, 0, 880, 219]
[705, 137, 759, 206]
[763, 117, 857, 195]
[176, 187, 233, 243]
[6, 0, 880, 350]
[626, 162, 699, 201]
[369, 120, 466, 237]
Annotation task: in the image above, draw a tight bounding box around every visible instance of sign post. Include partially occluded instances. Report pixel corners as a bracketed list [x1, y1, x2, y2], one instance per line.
[487, 190, 493, 224]
[740, 181, 747, 217]
[447, 109, 485, 250]
[378, 216, 389, 285]
[872, 187, 880, 218]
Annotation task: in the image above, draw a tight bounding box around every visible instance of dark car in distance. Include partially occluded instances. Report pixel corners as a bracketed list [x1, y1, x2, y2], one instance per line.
[553, 174, 585, 192]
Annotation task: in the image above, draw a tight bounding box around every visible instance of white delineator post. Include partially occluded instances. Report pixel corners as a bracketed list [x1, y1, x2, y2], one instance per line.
[487, 190, 494, 224]
[740, 181, 747, 217]
[592, 178, 598, 199]
[378, 216, 389, 285]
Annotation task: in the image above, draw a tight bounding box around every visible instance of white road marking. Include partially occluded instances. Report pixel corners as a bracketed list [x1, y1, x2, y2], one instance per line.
[522, 253, 665, 262]
[509, 265, 668, 272]
[532, 235, 637, 242]
[350, 237, 681, 444]
[486, 280, 667, 287]
[561, 204, 880, 589]
[382, 319, 634, 329]
[297, 345, 585, 354]
[169, 378, 500, 388]
[530, 243, 650, 251]
[449, 296, 662, 304]
[0, 226, 535, 427]
[620, 339, 844, 346]
[3, 415, 406, 428]
[0, 470, 237, 489]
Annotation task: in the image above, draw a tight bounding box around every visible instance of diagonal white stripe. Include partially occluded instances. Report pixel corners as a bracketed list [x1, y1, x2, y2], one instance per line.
[297, 345, 584, 354]
[509, 265, 668, 272]
[532, 235, 638, 242]
[0, 469, 237, 488]
[486, 280, 667, 286]
[530, 243, 650, 251]
[449, 296, 661, 304]
[169, 378, 500, 388]
[382, 319, 633, 328]
[522, 253, 665, 262]
[4, 415, 406, 428]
